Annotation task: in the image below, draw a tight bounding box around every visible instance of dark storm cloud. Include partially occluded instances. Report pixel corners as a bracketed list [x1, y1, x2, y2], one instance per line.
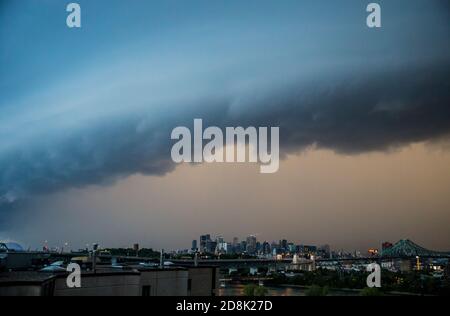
[191, 63, 450, 156]
[1, 0, 450, 226]
[1, 61, 450, 221]
[259, 63, 450, 154]
[0, 118, 176, 201]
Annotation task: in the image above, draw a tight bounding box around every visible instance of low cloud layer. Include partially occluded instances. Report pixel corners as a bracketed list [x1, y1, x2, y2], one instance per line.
[1, 62, 449, 217]
[1, 0, 449, 226]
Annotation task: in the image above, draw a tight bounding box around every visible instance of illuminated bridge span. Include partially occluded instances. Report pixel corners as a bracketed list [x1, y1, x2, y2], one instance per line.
[381, 239, 450, 258]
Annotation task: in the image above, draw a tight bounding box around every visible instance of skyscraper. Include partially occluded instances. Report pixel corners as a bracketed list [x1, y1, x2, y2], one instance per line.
[281, 239, 288, 251]
[240, 241, 247, 254]
[206, 240, 217, 254]
[318, 244, 331, 258]
[262, 241, 271, 255]
[246, 235, 257, 255]
[200, 234, 211, 253]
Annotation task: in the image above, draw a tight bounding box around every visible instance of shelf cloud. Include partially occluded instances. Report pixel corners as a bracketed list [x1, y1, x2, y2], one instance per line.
[1, 0, 449, 226]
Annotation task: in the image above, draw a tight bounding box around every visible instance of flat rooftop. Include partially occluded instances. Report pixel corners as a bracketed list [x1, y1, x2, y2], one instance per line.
[0, 272, 56, 285]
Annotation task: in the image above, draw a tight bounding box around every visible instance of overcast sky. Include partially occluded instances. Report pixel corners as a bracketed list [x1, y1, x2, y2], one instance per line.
[1, 0, 449, 251]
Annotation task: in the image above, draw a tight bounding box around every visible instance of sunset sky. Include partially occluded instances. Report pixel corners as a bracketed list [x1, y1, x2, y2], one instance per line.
[1, 0, 449, 251]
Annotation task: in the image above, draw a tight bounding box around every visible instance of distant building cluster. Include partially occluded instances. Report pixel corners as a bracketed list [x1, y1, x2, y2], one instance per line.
[187, 234, 333, 259]
[1, 238, 450, 296]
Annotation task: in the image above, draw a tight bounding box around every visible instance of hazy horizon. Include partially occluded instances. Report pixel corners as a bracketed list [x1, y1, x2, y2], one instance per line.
[2, 142, 450, 253]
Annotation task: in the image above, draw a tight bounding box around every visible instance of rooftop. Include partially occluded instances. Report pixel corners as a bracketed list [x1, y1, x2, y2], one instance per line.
[0, 272, 56, 286]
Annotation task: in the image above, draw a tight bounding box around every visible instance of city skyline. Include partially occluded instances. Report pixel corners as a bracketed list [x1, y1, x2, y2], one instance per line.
[2, 230, 449, 256]
[1, 1, 450, 252]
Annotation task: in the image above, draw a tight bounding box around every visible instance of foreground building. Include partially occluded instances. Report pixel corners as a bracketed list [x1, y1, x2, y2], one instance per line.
[0, 266, 218, 296]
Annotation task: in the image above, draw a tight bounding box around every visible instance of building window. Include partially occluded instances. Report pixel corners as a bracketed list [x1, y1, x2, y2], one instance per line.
[142, 285, 151, 296]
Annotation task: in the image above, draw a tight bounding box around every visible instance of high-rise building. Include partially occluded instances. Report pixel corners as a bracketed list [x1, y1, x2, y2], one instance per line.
[303, 245, 317, 255]
[217, 242, 228, 254]
[271, 242, 279, 255]
[262, 241, 271, 255]
[200, 234, 211, 253]
[287, 243, 296, 253]
[240, 241, 247, 254]
[230, 237, 239, 254]
[281, 239, 288, 251]
[191, 240, 198, 252]
[318, 244, 331, 258]
[216, 236, 224, 244]
[246, 235, 257, 255]
[206, 240, 217, 254]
